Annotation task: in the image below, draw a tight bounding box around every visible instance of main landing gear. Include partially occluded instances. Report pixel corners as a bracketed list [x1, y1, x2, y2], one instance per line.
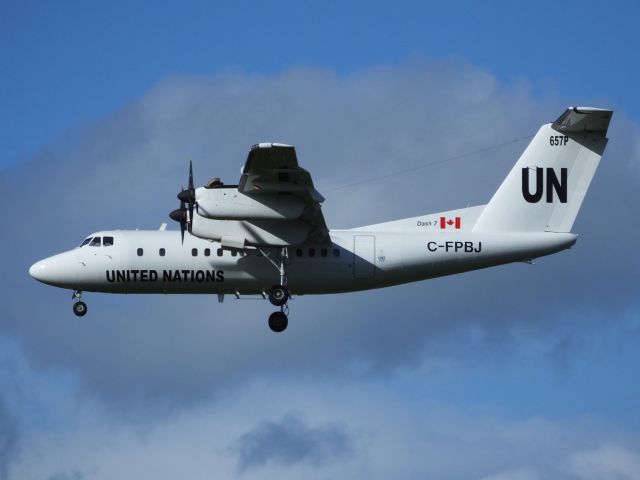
[268, 285, 289, 306]
[268, 309, 288, 333]
[263, 247, 291, 333]
[72, 290, 87, 317]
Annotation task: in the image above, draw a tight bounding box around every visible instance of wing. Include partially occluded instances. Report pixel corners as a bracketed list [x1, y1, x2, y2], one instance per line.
[238, 143, 329, 243]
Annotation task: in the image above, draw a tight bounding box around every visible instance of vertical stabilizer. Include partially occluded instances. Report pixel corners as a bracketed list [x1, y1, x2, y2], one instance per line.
[473, 107, 612, 233]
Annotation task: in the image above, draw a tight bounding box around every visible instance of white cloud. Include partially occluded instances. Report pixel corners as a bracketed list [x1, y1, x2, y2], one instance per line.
[0, 396, 19, 480]
[6, 360, 640, 480]
[480, 466, 541, 480]
[567, 444, 640, 480]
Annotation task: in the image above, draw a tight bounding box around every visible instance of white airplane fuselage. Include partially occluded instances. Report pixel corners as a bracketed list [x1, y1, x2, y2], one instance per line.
[29, 218, 576, 296]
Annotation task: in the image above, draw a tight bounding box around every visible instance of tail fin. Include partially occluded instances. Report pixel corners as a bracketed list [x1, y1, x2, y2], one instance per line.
[473, 107, 612, 233]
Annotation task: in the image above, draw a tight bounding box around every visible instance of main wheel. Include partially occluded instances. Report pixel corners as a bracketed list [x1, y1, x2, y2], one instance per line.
[73, 301, 87, 317]
[268, 311, 288, 332]
[268, 285, 289, 306]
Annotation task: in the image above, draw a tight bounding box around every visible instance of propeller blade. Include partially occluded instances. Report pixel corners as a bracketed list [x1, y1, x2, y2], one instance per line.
[177, 162, 195, 203]
[187, 161, 194, 233]
[169, 208, 186, 222]
[177, 189, 191, 202]
[169, 187, 188, 244]
[169, 207, 187, 244]
[180, 194, 186, 244]
[171, 161, 196, 244]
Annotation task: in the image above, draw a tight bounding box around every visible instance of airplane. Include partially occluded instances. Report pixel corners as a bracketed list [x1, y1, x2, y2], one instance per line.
[29, 107, 612, 332]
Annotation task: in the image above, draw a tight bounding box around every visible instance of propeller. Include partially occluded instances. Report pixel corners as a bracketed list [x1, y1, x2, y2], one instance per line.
[177, 160, 196, 231]
[170, 161, 196, 244]
[169, 188, 188, 244]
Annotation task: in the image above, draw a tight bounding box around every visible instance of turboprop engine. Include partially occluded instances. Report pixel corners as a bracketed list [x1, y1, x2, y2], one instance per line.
[169, 161, 310, 247]
[195, 187, 307, 220]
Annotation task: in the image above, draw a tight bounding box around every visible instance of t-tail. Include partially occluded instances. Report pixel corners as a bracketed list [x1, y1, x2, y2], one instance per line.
[473, 107, 612, 233]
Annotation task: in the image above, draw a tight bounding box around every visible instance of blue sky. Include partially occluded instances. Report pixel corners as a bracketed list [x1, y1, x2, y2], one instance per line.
[1, 1, 639, 479]
[2, 0, 638, 166]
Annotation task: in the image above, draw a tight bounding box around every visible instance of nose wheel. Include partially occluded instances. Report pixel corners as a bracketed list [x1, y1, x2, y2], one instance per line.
[72, 290, 88, 317]
[73, 301, 88, 317]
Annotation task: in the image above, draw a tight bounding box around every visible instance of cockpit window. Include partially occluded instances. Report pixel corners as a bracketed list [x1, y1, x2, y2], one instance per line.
[80, 237, 92, 247]
[103, 236, 114, 246]
[89, 237, 101, 247]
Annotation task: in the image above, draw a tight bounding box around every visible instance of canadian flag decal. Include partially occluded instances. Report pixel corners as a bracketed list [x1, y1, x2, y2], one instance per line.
[440, 216, 461, 229]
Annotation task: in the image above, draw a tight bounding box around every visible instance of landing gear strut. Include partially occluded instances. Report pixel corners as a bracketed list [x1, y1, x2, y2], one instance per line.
[72, 290, 87, 317]
[263, 247, 290, 332]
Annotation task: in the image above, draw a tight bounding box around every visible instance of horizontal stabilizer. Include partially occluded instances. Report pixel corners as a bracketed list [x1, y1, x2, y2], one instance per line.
[552, 107, 612, 134]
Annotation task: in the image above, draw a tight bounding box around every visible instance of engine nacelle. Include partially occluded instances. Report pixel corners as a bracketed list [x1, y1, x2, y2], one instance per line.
[191, 210, 310, 247]
[195, 187, 306, 220]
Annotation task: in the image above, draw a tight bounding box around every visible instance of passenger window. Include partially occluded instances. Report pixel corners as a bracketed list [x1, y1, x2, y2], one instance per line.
[103, 236, 114, 247]
[204, 248, 210, 257]
[90, 237, 101, 247]
[333, 248, 340, 257]
[296, 248, 303, 257]
[137, 248, 143, 256]
[80, 237, 92, 247]
[192, 248, 198, 257]
[159, 248, 165, 257]
[308, 248, 315, 257]
[321, 248, 328, 258]
[217, 248, 223, 257]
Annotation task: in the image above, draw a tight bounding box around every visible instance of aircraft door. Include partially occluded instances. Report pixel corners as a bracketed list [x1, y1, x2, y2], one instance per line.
[353, 235, 375, 279]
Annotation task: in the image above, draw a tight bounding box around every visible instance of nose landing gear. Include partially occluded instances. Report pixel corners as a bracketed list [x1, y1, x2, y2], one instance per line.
[72, 290, 87, 317]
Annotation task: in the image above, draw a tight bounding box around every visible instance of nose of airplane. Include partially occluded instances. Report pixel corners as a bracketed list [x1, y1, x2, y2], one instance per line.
[29, 251, 85, 287]
[29, 260, 50, 283]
